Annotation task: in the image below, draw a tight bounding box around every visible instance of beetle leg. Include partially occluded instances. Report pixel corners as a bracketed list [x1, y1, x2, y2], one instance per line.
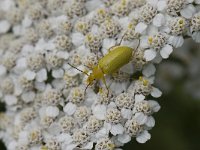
[133, 38, 141, 58]
[102, 76, 109, 97]
[108, 45, 117, 53]
[84, 82, 91, 95]
[107, 33, 126, 53]
[118, 33, 126, 45]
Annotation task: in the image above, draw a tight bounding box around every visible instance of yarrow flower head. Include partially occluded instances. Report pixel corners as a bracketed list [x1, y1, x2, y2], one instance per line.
[0, 0, 199, 149]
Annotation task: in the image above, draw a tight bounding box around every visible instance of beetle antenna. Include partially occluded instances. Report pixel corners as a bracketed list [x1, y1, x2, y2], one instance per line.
[67, 63, 89, 76]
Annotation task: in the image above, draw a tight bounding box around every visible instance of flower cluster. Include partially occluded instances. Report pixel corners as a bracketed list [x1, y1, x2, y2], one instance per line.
[0, 0, 199, 150]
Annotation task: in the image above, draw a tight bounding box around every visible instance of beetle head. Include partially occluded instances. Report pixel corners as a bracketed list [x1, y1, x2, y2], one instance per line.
[87, 66, 104, 84]
[87, 73, 95, 84]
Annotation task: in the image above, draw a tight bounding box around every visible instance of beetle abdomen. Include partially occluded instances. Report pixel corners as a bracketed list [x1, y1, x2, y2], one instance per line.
[99, 46, 133, 74]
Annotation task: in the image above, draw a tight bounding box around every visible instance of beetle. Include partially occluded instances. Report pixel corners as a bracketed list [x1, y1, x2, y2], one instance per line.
[68, 36, 140, 95]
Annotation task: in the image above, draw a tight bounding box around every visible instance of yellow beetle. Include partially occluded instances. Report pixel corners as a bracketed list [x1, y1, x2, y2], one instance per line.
[87, 46, 133, 85]
[68, 37, 139, 95]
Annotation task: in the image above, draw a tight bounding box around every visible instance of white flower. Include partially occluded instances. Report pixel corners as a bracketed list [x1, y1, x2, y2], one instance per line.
[142, 64, 156, 77]
[46, 106, 60, 117]
[0, 20, 10, 33]
[92, 104, 107, 120]
[63, 102, 77, 116]
[4, 95, 18, 106]
[136, 130, 151, 143]
[153, 13, 165, 27]
[180, 4, 196, 19]
[135, 22, 148, 34]
[144, 49, 157, 61]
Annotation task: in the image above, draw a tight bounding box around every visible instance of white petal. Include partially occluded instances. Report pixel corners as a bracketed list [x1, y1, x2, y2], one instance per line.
[91, 24, 99, 34]
[92, 105, 106, 120]
[121, 108, 132, 119]
[152, 53, 163, 63]
[186, 0, 194, 3]
[134, 112, 148, 125]
[52, 79, 65, 90]
[48, 123, 62, 135]
[118, 134, 131, 144]
[15, 57, 27, 73]
[85, 0, 103, 11]
[63, 102, 77, 116]
[45, 40, 55, 50]
[22, 15, 32, 27]
[148, 100, 161, 112]
[118, 17, 129, 29]
[23, 70, 36, 80]
[136, 131, 151, 143]
[82, 142, 93, 149]
[0, 20, 10, 33]
[46, 106, 59, 117]
[135, 94, 145, 102]
[147, 0, 158, 7]
[110, 124, 124, 136]
[18, 131, 28, 144]
[192, 31, 200, 43]
[0, 0, 15, 11]
[142, 64, 156, 77]
[7, 141, 17, 150]
[95, 127, 109, 139]
[0, 65, 7, 76]
[36, 69, 47, 82]
[57, 133, 72, 143]
[21, 91, 35, 103]
[147, 25, 158, 35]
[14, 82, 23, 96]
[195, 0, 200, 4]
[135, 22, 147, 34]
[4, 95, 18, 106]
[153, 14, 165, 27]
[65, 144, 77, 150]
[168, 36, 184, 48]
[145, 116, 155, 127]
[22, 44, 34, 54]
[107, 102, 117, 109]
[157, 0, 167, 11]
[180, 4, 196, 19]
[102, 38, 116, 53]
[57, 51, 69, 60]
[72, 32, 84, 47]
[34, 82, 46, 91]
[52, 68, 64, 78]
[144, 49, 157, 61]
[13, 25, 23, 36]
[151, 87, 162, 98]
[120, 62, 134, 74]
[140, 36, 149, 49]
[110, 82, 128, 95]
[160, 44, 173, 59]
